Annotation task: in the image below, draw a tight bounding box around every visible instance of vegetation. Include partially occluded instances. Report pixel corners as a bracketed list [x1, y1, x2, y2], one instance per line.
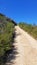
[19, 22, 37, 39]
[0, 14, 15, 65]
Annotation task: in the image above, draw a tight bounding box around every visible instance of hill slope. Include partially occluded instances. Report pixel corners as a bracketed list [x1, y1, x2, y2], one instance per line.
[6, 26, 37, 65]
[19, 22, 37, 39]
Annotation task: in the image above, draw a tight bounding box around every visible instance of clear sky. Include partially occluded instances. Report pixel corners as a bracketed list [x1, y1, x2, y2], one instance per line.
[0, 0, 37, 24]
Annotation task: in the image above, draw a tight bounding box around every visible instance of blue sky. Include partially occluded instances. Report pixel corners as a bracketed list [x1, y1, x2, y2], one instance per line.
[0, 0, 37, 24]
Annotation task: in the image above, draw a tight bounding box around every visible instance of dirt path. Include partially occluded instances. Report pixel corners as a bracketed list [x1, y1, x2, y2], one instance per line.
[14, 26, 37, 65]
[6, 26, 37, 65]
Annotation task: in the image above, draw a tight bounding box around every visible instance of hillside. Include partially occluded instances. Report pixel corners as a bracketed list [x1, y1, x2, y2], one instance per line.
[0, 14, 37, 65]
[19, 22, 37, 39]
[0, 13, 15, 65]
